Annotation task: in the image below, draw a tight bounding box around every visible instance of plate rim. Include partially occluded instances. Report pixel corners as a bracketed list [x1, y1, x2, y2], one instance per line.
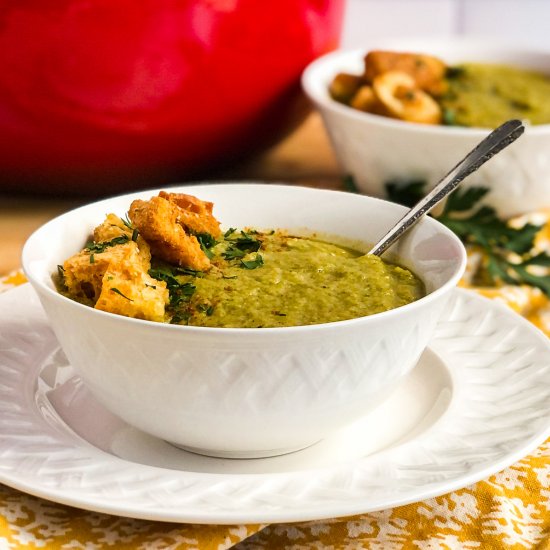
[1, 284, 549, 524]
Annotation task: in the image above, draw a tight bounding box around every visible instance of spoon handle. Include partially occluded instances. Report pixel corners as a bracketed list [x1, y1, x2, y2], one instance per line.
[368, 119, 525, 256]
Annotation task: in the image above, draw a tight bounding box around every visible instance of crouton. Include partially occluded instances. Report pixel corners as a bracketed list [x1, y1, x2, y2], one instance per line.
[372, 71, 442, 124]
[93, 213, 152, 266]
[129, 196, 211, 271]
[63, 242, 135, 304]
[364, 51, 447, 96]
[95, 244, 168, 322]
[329, 72, 365, 104]
[159, 191, 222, 238]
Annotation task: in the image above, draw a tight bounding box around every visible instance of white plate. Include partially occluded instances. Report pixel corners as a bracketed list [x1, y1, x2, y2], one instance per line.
[1, 284, 550, 524]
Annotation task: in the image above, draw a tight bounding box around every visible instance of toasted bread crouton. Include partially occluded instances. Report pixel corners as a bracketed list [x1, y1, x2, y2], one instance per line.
[159, 191, 222, 238]
[364, 51, 447, 96]
[63, 242, 135, 303]
[129, 196, 211, 271]
[372, 71, 442, 124]
[329, 72, 365, 104]
[350, 85, 379, 113]
[93, 213, 131, 243]
[95, 244, 169, 322]
[93, 213, 152, 266]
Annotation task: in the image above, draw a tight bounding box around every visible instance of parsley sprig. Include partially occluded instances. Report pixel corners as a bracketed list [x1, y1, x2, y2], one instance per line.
[222, 230, 262, 261]
[148, 265, 197, 323]
[85, 235, 130, 253]
[385, 180, 550, 295]
[192, 232, 217, 259]
[240, 254, 264, 270]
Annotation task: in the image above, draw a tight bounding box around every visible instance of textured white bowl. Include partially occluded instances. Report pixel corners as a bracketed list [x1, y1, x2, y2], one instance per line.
[302, 38, 550, 218]
[22, 183, 466, 458]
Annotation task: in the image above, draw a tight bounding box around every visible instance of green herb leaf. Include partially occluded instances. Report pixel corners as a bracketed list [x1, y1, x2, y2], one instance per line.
[385, 180, 427, 207]
[441, 187, 490, 213]
[148, 265, 197, 313]
[193, 232, 217, 259]
[240, 254, 264, 270]
[86, 235, 130, 253]
[222, 248, 246, 260]
[110, 287, 133, 301]
[170, 311, 190, 325]
[445, 66, 465, 79]
[343, 175, 359, 194]
[131, 228, 139, 242]
[442, 108, 456, 126]
[224, 227, 237, 238]
[121, 214, 133, 230]
[387, 180, 550, 295]
[223, 230, 262, 262]
[522, 253, 550, 267]
[197, 303, 215, 316]
[89, 254, 95, 264]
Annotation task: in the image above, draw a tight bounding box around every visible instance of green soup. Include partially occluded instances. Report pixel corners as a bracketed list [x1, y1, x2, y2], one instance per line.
[157, 231, 425, 328]
[441, 63, 550, 128]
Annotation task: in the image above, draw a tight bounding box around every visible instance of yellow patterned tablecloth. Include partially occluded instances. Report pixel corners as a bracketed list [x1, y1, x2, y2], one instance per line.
[1, 270, 549, 549]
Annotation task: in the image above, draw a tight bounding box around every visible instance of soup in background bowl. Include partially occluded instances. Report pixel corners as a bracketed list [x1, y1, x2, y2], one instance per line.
[22, 183, 466, 458]
[303, 38, 550, 218]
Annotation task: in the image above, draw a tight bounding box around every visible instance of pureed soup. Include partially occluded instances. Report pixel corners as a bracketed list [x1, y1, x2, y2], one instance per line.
[329, 50, 550, 128]
[56, 191, 425, 328]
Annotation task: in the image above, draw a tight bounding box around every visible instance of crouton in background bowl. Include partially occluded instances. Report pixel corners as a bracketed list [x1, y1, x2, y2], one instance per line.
[22, 183, 466, 459]
[302, 38, 550, 218]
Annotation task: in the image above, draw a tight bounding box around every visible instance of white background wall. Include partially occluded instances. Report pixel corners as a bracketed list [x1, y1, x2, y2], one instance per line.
[341, 0, 550, 49]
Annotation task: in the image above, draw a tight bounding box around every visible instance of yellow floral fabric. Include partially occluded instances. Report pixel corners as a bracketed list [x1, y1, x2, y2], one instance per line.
[1, 269, 549, 549]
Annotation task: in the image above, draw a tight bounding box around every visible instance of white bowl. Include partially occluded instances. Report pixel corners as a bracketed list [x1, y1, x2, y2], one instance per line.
[302, 38, 550, 218]
[22, 183, 466, 458]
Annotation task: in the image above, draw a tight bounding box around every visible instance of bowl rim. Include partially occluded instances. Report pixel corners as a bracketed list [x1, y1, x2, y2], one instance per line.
[22, 182, 467, 335]
[302, 42, 550, 135]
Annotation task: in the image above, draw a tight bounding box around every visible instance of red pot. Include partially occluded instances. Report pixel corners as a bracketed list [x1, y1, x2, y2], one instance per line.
[0, 0, 344, 195]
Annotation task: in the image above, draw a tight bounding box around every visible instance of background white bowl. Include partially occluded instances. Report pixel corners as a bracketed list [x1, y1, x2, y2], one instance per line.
[22, 183, 466, 458]
[302, 38, 550, 218]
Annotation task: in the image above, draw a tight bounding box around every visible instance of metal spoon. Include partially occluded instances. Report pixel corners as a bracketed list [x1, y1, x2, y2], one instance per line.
[368, 119, 525, 256]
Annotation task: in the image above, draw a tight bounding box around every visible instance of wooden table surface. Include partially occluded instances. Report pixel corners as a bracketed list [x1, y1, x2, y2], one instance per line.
[0, 113, 342, 277]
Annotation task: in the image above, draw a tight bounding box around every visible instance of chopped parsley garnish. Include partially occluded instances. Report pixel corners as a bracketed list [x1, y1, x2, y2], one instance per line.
[224, 227, 237, 238]
[446, 66, 465, 79]
[240, 254, 264, 270]
[131, 228, 139, 242]
[110, 287, 133, 301]
[85, 235, 129, 253]
[56, 265, 67, 289]
[383, 179, 550, 295]
[149, 265, 197, 323]
[170, 311, 191, 325]
[222, 247, 247, 260]
[442, 108, 457, 126]
[191, 232, 217, 259]
[197, 303, 215, 316]
[89, 254, 95, 264]
[223, 230, 262, 262]
[121, 214, 133, 230]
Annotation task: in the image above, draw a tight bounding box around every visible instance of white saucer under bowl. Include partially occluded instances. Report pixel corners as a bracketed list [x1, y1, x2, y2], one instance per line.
[0, 284, 549, 524]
